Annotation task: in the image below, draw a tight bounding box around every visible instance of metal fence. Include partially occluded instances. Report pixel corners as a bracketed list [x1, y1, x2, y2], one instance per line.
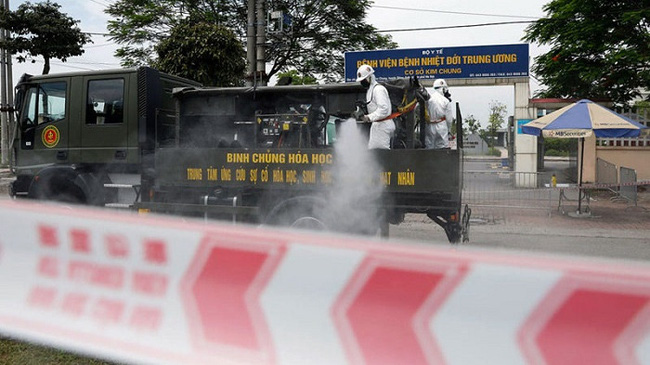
[462, 166, 645, 222]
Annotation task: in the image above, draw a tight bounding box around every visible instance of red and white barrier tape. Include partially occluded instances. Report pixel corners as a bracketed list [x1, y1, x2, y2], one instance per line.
[562, 180, 650, 190]
[538, 180, 650, 191]
[1, 200, 650, 365]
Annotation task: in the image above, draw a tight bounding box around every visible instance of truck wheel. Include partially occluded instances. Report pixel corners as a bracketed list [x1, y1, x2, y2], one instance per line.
[34, 184, 86, 205]
[53, 188, 86, 204]
[265, 197, 328, 231]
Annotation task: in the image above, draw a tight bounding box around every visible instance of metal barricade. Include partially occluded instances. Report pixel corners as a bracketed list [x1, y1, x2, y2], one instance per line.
[619, 166, 637, 206]
[596, 157, 618, 186]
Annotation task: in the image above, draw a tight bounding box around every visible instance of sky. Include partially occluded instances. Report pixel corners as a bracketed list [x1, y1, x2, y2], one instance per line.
[7, 0, 551, 127]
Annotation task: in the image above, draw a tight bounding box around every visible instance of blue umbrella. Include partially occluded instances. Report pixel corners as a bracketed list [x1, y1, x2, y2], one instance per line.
[522, 99, 648, 214]
[522, 99, 647, 138]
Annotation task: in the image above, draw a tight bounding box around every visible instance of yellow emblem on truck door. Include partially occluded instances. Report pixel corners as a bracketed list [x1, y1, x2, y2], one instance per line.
[42, 125, 60, 148]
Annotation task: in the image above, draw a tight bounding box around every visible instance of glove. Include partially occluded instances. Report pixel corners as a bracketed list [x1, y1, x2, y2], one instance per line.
[361, 115, 371, 123]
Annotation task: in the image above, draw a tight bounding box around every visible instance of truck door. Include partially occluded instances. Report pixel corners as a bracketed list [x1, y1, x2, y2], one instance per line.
[18, 80, 69, 170]
[80, 75, 130, 164]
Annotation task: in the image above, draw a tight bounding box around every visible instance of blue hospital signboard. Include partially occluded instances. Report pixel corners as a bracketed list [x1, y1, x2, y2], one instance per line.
[344, 43, 529, 82]
[517, 119, 533, 134]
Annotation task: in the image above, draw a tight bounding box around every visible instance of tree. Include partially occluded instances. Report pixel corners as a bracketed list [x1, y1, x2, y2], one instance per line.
[105, 0, 396, 83]
[462, 115, 481, 137]
[154, 21, 246, 86]
[263, 0, 396, 82]
[275, 69, 317, 85]
[635, 100, 650, 109]
[544, 138, 573, 156]
[105, 0, 235, 68]
[523, 0, 650, 105]
[0, 1, 92, 75]
[486, 101, 506, 147]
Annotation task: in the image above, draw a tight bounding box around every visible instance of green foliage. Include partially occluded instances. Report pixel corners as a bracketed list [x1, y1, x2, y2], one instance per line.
[263, 0, 396, 82]
[462, 114, 481, 137]
[486, 101, 506, 147]
[105, 0, 231, 67]
[544, 149, 569, 157]
[635, 100, 650, 109]
[0, 1, 92, 75]
[523, 0, 650, 104]
[276, 69, 318, 85]
[544, 137, 575, 156]
[153, 22, 245, 86]
[0, 338, 111, 364]
[544, 137, 573, 153]
[105, 0, 396, 83]
[478, 128, 488, 142]
[486, 147, 502, 156]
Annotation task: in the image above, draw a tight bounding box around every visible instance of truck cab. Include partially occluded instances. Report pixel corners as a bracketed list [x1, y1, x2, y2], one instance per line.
[10, 67, 200, 205]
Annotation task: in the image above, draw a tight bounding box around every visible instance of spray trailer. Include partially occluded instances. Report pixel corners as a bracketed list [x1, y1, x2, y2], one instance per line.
[8, 67, 470, 243]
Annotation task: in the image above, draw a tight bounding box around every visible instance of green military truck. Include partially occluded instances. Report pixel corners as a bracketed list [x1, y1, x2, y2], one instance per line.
[9, 67, 469, 243]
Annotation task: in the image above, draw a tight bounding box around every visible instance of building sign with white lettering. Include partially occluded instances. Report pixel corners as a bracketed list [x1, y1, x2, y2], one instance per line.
[344, 44, 529, 82]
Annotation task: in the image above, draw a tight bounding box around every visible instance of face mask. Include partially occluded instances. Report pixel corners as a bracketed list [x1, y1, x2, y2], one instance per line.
[360, 79, 370, 88]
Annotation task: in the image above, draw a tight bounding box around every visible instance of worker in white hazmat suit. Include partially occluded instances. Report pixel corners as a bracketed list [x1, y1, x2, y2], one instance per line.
[355, 64, 395, 149]
[425, 79, 454, 149]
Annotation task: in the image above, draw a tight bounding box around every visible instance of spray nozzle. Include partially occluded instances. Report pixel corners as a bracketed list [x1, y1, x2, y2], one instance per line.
[352, 106, 365, 122]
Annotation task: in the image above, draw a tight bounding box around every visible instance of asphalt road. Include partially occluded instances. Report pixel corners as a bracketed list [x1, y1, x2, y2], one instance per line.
[393, 159, 650, 262]
[390, 213, 650, 262]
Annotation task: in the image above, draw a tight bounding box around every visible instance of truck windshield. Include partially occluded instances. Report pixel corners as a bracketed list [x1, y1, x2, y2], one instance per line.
[21, 81, 67, 128]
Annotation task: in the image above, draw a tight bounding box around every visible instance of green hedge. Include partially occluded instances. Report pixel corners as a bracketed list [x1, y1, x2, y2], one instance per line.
[545, 149, 569, 157]
[487, 147, 501, 156]
[544, 138, 574, 155]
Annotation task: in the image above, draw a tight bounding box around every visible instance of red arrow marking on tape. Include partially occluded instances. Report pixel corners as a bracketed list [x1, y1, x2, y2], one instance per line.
[334, 255, 467, 365]
[181, 234, 285, 362]
[520, 275, 650, 365]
